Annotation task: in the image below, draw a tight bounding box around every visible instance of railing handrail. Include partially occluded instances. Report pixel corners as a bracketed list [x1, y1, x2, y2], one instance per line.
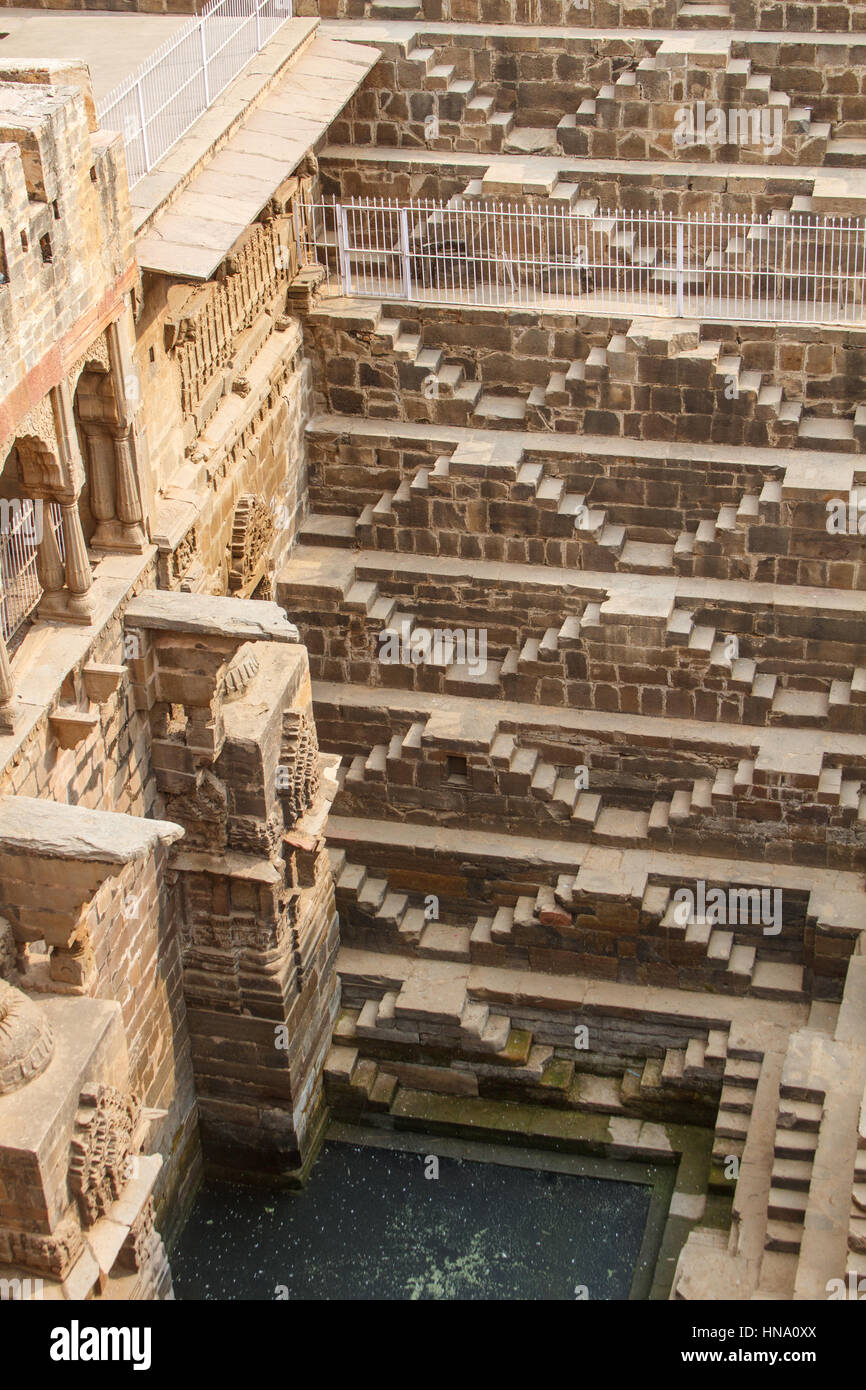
[297, 196, 866, 328]
[97, 0, 292, 188]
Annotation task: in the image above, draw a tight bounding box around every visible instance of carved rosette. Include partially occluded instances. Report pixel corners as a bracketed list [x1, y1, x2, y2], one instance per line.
[68, 1085, 142, 1227]
[228, 494, 275, 594]
[0, 979, 54, 1095]
[279, 710, 320, 825]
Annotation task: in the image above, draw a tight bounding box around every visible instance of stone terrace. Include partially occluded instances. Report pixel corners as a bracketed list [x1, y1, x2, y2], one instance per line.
[276, 3, 866, 1301]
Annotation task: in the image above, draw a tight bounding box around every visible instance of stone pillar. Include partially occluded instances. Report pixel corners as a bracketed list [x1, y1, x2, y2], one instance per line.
[80, 420, 117, 550]
[36, 507, 68, 619]
[44, 381, 95, 620]
[60, 501, 95, 620]
[106, 317, 148, 553]
[112, 427, 147, 551]
[0, 630, 15, 733]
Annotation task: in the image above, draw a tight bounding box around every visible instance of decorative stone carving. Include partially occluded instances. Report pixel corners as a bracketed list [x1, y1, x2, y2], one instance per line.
[68, 1085, 142, 1227]
[117, 1197, 155, 1271]
[171, 525, 197, 583]
[16, 396, 58, 456]
[13, 433, 64, 494]
[0, 1210, 84, 1280]
[0, 979, 54, 1094]
[222, 646, 260, 702]
[0, 917, 15, 980]
[166, 768, 228, 851]
[279, 710, 320, 825]
[228, 494, 275, 594]
[68, 332, 111, 396]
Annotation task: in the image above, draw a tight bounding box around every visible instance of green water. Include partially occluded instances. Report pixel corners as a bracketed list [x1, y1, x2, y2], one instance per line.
[172, 1136, 654, 1301]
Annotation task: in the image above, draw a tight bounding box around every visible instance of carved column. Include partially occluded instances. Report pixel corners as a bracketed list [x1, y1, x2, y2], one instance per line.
[107, 317, 147, 553]
[111, 427, 147, 551]
[0, 631, 15, 733]
[61, 501, 95, 620]
[36, 507, 68, 619]
[51, 383, 94, 621]
[79, 419, 116, 550]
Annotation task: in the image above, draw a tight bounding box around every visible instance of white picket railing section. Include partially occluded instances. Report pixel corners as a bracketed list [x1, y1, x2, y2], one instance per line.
[297, 197, 866, 326]
[97, 0, 292, 188]
[0, 501, 64, 646]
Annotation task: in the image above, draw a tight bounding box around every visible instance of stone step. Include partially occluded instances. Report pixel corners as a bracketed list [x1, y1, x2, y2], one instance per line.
[777, 1096, 824, 1132]
[358, 874, 388, 912]
[725, 1056, 761, 1089]
[797, 416, 856, 452]
[773, 1128, 819, 1161]
[715, 1107, 750, 1141]
[662, 1047, 685, 1085]
[764, 1219, 803, 1254]
[767, 1185, 808, 1223]
[503, 126, 560, 155]
[719, 1080, 755, 1114]
[750, 961, 805, 1001]
[727, 944, 756, 983]
[299, 513, 357, 547]
[618, 540, 675, 573]
[593, 806, 650, 844]
[678, 2, 732, 26]
[771, 1157, 814, 1192]
[474, 393, 527, 426]
[573, 1072, 628, 1115]
[418, 922, 471, 961]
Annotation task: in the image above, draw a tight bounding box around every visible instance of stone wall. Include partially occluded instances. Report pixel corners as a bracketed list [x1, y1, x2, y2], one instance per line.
[0, 68, 134, 455]
[141, 178, 319, 596]
[303, 301, 866, 448]
[329, 31, 866, 157]
[122, 592, 342, 1177]
[302, 0, 677, 24]
[320, 151, 827, 218]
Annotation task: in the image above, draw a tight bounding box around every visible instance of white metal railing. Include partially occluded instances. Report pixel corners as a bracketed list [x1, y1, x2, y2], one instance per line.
[298, 197, 866, 326]
[97, 0, 292, 188]
[0, 501, 64, 645]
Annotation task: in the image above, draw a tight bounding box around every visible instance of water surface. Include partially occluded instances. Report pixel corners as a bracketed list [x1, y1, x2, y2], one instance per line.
[173, 1137, 653, 1300]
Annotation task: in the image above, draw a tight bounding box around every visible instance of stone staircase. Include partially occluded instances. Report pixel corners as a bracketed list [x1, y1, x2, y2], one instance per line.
[556, 44, 834, 165]
[402, 38, 516, 151]
[764, 1075, 825, 1254]
[331, 710, 866, 866]
[326, 941, 730, 1123]
[674, 481, 779, 576]
[677, 0, 732, 25]
[304, 414, 866, 592]
[848, 1085, 866, 1268]
[308, 298, 866, 453]
[331, 837, 817, 1005]
[710, 1046, 762, 1175]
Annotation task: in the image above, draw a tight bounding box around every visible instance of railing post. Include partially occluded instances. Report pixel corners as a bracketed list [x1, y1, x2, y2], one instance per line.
[337, 204, 352, 295]
[399, 207, 412, 300]
[255, 0, 262, 49]
[675, 221, 685, 317]
[199, 19, 210, 106]
[135, 78, 151, 173]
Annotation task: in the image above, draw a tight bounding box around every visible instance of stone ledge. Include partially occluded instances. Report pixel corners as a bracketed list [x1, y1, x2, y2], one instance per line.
[0, 797, 182, 864]
[125, 590, 299, 643]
